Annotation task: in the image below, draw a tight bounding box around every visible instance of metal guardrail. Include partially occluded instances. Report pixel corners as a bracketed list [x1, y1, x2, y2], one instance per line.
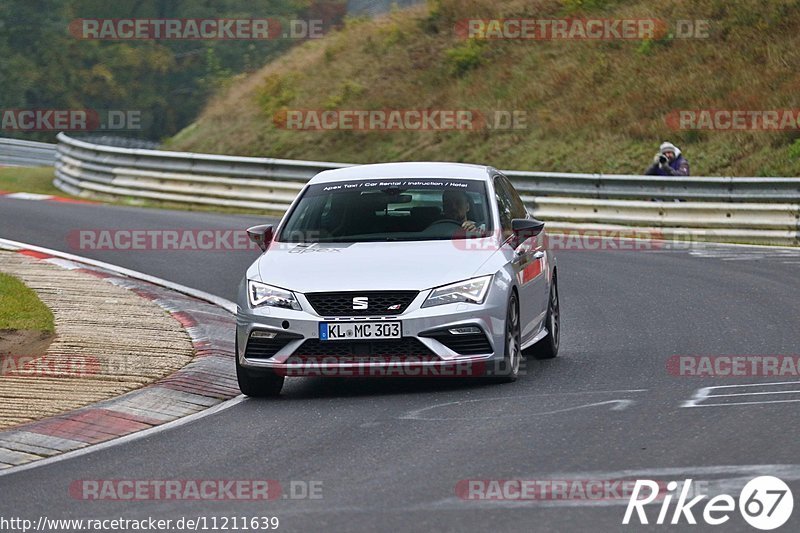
[52, 133, 800, 245]
[0, 138, 57, 167]
[506, 170, 800, 203]
[54, 133, 349, 211]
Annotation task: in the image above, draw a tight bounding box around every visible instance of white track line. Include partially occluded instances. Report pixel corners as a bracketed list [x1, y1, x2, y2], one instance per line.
[0, 396, 246, 478]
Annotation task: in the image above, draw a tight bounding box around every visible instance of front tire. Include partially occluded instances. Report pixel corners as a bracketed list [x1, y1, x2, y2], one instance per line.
[236, 338, 284, 397]
[492, 293, 521, 383]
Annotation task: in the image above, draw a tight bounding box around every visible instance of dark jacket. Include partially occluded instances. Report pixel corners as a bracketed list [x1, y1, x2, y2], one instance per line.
[645, 154, 690, 176]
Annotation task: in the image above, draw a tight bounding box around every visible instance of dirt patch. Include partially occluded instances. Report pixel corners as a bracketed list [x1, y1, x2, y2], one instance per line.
[0, 329, 55, 359]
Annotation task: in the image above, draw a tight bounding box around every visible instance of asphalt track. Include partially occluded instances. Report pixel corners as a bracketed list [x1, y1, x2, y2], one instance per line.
[1, 196, 800, 532]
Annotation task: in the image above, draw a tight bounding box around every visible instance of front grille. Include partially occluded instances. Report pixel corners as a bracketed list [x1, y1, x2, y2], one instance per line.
[420, 329, 493, 355]
[304, 291, 418, 317]
[289, 338, 438, 362]
[244, 332, 299, 359]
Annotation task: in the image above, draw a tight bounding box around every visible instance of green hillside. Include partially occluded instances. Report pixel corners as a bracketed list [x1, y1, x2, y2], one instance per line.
[167, 0, 800, 177]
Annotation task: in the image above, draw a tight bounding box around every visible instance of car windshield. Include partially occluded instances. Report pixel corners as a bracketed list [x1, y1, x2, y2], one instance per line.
[279, 178, 493, 243]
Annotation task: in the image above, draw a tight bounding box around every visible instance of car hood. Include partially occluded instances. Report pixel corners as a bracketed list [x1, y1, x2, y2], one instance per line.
[255, 240, 500, 293]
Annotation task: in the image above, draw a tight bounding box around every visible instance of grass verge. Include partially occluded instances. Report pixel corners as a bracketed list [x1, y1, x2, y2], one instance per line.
[0, 272, 54, 333]
[0, 166, 63, 196]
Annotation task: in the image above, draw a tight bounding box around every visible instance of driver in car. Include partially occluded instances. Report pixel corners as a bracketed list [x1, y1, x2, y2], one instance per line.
[441, 189, 478, 231]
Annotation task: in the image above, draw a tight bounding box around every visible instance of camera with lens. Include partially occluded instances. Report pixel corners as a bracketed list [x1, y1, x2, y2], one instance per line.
[658, 154, 668, 165]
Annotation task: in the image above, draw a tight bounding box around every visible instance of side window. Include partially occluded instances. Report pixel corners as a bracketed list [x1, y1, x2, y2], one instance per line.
[499, 175, 528, 220]
[493, 176, 514, 239]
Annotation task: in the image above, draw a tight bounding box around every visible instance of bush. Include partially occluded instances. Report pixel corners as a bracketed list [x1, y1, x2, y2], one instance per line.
[788, 139, 800, 160]
[445, 39, 485, 77]
[256, 75, 297, 116]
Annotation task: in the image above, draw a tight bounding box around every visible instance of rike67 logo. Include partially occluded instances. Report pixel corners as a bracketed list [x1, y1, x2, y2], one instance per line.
[623, 477, 793, 530]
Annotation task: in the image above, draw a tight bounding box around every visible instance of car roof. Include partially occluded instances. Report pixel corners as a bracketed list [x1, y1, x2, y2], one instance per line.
[308, 162, 494, 184]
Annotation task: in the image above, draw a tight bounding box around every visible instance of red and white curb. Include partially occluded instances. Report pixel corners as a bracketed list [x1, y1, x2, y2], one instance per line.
[0, 238, 241, 475]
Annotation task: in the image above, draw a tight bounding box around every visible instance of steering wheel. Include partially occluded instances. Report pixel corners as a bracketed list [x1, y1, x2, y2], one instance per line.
[425, 219, 463, 229]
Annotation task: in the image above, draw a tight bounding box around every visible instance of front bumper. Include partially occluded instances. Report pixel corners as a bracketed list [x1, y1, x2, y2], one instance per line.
[236, 286, 509, 376]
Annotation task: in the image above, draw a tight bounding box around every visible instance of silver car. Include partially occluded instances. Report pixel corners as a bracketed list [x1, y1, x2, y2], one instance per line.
[236, 162, 559, 396]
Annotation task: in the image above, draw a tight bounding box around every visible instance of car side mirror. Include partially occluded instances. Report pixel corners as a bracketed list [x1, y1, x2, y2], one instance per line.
[511, 218, 545, 248]
[247, 224, 274, 252]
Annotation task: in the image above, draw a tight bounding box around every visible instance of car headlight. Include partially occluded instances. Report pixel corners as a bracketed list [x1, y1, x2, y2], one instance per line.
[248, 280, 301, 310]
[422, 275, 493, 308]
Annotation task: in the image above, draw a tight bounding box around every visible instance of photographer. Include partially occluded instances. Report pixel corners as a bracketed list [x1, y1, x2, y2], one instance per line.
[645, 141, 690, 176]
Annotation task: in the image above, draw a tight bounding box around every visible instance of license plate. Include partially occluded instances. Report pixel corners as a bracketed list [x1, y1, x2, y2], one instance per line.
[319, 321, 401, 341]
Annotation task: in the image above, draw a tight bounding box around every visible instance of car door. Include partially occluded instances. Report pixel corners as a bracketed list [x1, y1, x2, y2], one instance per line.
[493, 174, 548, 344]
